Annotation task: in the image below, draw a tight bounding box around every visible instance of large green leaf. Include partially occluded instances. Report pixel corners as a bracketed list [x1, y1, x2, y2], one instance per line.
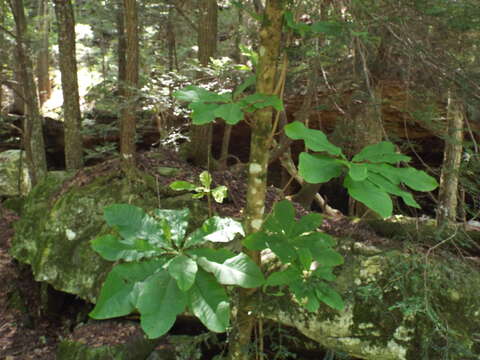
[199, 171, 212, 188]
[239, 93, 284, 111]
[89, 259, 164, 319]
[344, 175, 393, 218]
[91, 234, 164, 262]
[211, 185, 228, 203]
[352, 141, 411, 164]
[173, 85, 230, 103]
[197, 253, 265, 288]
[315, 283, 345, 311]
[298, 153, 344, 184]
[184, 217, 244, 249]
[188, 269, 230, 332]
[189, 102, 218, 125]
[233, 75, 256, 99]
[136, 270, 187, 339]
[242, 231, 269, 251]
[397, 167, 438, 191]
[214, 103, 244, 124]
[266, 267, 302, 286]
[169, 181, 196, 191]
[267, 234, 297, 263]
[367, 172, 420, 208]
[285, 122, 343, 156]
[168, 255, 198, 291]
[103, 204, 166, 246]
[264, 200, 296, 236]
[291, 213, 323, 237]
[348, 163, 368, 181]
[186, 248, 235, 263]
[153, 209, 190, 248]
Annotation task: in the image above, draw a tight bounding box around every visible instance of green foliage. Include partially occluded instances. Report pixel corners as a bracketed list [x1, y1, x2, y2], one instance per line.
[90, 204, 263, 338]
[284, 10, 346, 37]
[170, 170, 228, 204]
[173, 80, 284, 126]
[285, 121, 438, 218]
[244, 200, 345, 312]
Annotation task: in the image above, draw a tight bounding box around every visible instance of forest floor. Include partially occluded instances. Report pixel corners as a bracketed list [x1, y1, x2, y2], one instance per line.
[0, 205, 59, 359]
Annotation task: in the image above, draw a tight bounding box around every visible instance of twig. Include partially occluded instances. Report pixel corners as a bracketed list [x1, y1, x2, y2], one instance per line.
[171, 2, 198, 33]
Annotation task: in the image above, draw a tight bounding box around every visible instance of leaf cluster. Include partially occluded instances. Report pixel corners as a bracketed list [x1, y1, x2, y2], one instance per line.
[170, 171, 228, 204]
[285, 122, 439, 218]
[172, 78, 283, 126]
[244, 201, 345, 312]
[90, 204, 264, 338]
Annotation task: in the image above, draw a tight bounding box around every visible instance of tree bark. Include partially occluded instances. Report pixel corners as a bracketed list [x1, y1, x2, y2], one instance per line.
[36, 0, 51, 106]
[228, 1, 284, 359]
[120, 0, 139, 174]
[9, 0, 47, 185]
[116, 0, 126, 92]
[187, 0, 218, 168]
[53, 0, 84, 170]
[437, 92, 464, 227]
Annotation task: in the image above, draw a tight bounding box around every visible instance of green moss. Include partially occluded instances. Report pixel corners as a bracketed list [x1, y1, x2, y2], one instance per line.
[11, 169, 208, 303]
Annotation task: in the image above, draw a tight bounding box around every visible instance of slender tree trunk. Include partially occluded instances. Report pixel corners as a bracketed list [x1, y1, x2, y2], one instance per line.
[188, 0, 217, 167]
[166, 3, 178, 71]
[9, 0, 47, 185]
[120, 0, 139, 174]
[11, 54, 26, 115]
[36, 0, 51, 106]
[437, 92, 464, 227]
[0, 0, 5, 113]
[53, 0, 83, 170]
[116, 0, 126, 91]
[228, 1, 284, 359]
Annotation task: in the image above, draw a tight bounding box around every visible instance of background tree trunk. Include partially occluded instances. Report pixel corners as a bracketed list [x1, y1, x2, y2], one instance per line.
[9, 0, 47, 185]
[120, 0, 139, 174]
[36, 0, 51, 106]
[116, 0, 126, 92]
[187, 0, 217, 168]
[228, 1, 284, 359]
[437, 92, 464, 226]
[53, 0, 84, 170]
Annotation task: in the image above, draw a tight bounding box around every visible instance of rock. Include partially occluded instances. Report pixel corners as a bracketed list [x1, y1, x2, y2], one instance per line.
[11, 167, 207, 302]
[261, 238, 480, 360]
[56, 321, 167, 360]
[10, 163, 480, 359]
[0, 150, 31, 196]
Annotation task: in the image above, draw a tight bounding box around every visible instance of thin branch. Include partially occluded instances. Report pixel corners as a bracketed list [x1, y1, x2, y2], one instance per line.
[0, 24, 16, 39]
[171, 2, 198, 33]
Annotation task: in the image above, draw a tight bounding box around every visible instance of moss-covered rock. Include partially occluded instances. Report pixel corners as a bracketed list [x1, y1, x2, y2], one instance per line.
[10, 168, 207, 302]
[261, 238, 480, 360]
[0, 150, 31, 196]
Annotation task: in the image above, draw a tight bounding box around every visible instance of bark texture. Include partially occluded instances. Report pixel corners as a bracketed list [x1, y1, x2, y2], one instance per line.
[36, 0, 51, 106]
[10, 0, 47, 185]
[120, 0, 139, 173]
[228, 1, 284, 359]
[53, 0, 84, 170]
[188, 0, 218, 167]
[437, 93, 464, 226]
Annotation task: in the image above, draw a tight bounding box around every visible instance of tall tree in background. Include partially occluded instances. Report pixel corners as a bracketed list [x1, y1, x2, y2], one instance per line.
[36, 0, 51, 106]
[116, 0, 126, 93]
[53, 0, 84, 170]
[437, 92, 464, 226]
[120, 0, 139, 174]
[9, 0, 47, 184]
[188, 0, 217, 167]
[0, 0, 5, 112]
[228, 1, 285, 359]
